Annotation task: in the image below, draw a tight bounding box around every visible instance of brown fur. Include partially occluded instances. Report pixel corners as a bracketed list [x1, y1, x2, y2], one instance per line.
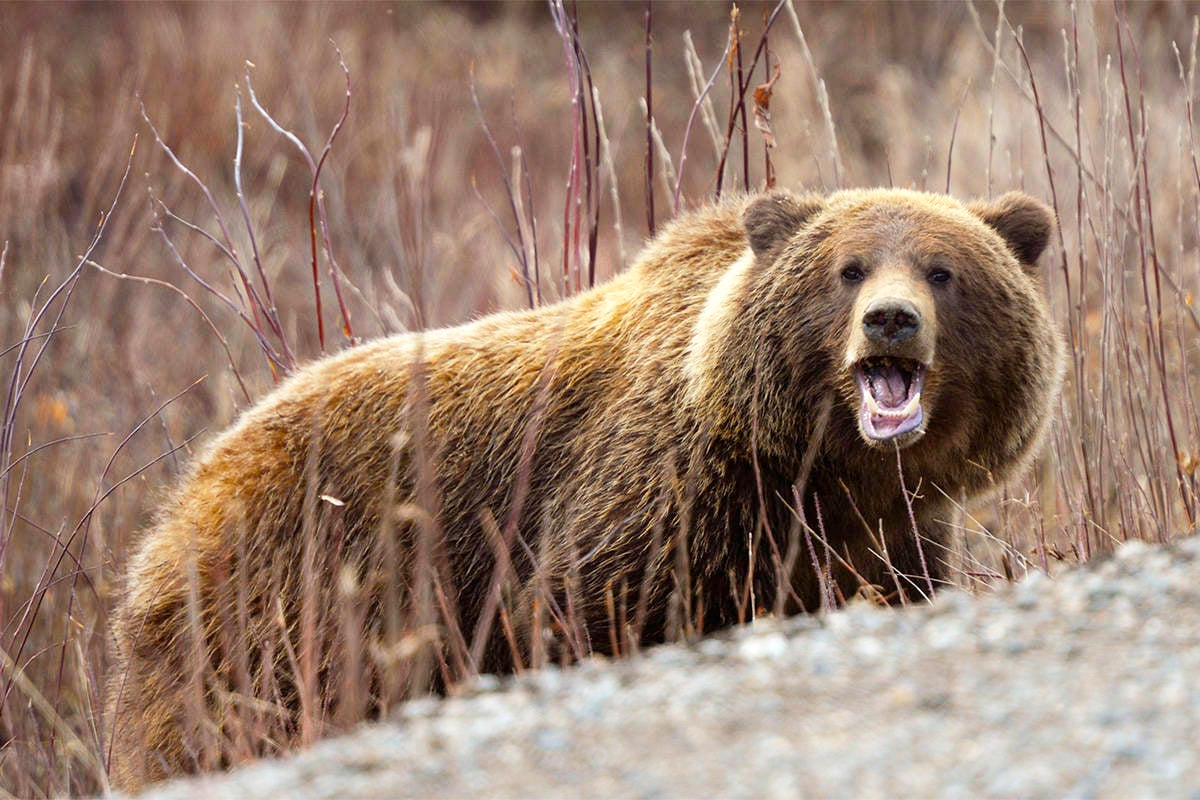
[107, 189, 1063, 789]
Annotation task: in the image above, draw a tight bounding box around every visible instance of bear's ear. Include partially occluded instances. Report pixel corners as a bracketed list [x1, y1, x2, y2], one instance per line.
[743, 190, 825, 261]
[968, 192, 1056, 268]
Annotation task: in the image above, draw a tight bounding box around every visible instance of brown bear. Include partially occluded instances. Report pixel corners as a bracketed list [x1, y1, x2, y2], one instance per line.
[107, 188, 1063, 789]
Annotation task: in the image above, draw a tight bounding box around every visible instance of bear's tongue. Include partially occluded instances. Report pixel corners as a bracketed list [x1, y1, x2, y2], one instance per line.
[855, 360, 925, 440]
[868, 366, 909, 408]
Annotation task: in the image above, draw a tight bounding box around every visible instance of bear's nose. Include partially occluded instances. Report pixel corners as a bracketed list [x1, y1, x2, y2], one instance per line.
[863, 298, 920, 344]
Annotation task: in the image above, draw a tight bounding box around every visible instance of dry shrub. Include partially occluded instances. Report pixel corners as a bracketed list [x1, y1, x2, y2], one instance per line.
[0, 1, 1196, 795]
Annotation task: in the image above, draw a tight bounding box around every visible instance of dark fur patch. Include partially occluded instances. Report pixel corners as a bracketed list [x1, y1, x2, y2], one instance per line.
[968, 192, 1056, 267]
[743, 190, 825, 261]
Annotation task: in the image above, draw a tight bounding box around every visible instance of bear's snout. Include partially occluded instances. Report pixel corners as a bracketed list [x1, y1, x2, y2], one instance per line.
[863, 298, 920, 345]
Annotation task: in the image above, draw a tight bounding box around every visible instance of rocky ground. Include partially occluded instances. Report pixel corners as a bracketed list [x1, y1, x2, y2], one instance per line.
[138, 538, 1200, 799]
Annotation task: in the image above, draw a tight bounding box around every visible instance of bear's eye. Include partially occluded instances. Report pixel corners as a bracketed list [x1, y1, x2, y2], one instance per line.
[841, 264, 866, 283]
[927, 267, 952, 285]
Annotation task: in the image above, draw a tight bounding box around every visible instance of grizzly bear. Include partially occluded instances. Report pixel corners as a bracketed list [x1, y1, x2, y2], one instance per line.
[107, 188, 1063, 788]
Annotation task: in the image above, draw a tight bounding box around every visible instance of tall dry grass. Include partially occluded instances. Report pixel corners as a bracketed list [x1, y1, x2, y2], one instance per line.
[1, 1, 1197, 795]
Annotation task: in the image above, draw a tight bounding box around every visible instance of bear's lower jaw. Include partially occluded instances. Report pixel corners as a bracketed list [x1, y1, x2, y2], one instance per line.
[854, 357, 926, 445]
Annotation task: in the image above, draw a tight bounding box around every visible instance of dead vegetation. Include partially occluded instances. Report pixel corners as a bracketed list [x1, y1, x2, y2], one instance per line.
[1, 1, 1198, 795]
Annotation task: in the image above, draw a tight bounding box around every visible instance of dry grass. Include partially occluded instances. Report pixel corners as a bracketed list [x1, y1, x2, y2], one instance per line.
[1, 1, 1197, 795]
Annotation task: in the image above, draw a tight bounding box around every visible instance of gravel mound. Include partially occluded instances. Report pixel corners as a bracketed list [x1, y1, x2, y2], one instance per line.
[138, 538, 1200, 799]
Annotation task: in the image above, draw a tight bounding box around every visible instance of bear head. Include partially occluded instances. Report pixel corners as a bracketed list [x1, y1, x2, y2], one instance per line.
[730, 187, 1063, 486]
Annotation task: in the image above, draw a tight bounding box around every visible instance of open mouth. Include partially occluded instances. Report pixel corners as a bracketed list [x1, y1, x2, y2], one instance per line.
[853, 357, 926, 441]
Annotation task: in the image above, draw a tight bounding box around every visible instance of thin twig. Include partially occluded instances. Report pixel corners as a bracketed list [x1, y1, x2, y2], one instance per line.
[675, 39, 730, 213]
[469, 69, 535, 307]
[945, 79, 972, 194]
[87, 259, 252, 403]
[644, 0, 655, 235]
[894, 442, 934, 597]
